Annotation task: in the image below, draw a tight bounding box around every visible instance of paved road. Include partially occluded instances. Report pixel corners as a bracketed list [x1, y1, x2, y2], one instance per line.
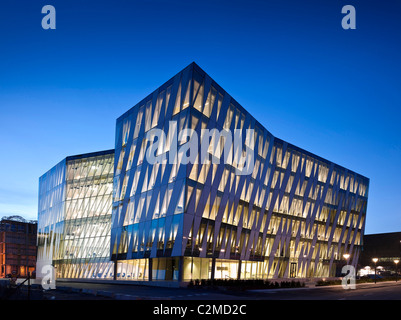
[55, 281, 246, 300]
[54, 280, 401, 300]
[247, 281, 401, 300]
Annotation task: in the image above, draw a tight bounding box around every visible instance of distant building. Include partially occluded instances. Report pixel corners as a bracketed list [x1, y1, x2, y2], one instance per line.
[358, 232, 401, 276]
[0, 216, 37, 278]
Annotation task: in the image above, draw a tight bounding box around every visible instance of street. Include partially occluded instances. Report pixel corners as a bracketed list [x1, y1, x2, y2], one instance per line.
[247, 281, 401, 300]
[51, 280, 401, 300]
[7, 280, 401, 320]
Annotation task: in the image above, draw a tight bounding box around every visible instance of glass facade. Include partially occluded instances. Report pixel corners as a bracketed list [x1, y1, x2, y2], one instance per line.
[115, 259, 150, 281]
[37, 150, 114, 279]
[37, 159, 66, 277]
[38, 62, 369, 283]
[110, 63, 369, 281]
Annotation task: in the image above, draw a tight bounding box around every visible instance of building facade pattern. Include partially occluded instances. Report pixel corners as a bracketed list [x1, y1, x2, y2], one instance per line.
[110, 63, 369, 281]
[37, 150, 114, 279]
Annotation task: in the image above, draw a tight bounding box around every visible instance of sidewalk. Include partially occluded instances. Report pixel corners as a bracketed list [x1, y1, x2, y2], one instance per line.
[247, 279, 401, 293]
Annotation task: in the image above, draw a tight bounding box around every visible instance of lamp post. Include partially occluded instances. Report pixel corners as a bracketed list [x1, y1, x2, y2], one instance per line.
[343, 253, 350, 278]
[372, 258, 378, 284]
[394, 259, 399, 282]
[343, 253, 350, 265]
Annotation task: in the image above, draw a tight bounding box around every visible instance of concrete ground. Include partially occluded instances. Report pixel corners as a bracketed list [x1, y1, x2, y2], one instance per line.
[5, 278, 401, 300]
[247, 280, 401, 300]
[30, 279, 401, 300]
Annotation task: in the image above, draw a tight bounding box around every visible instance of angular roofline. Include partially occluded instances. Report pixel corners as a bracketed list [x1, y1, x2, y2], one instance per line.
[364, 231, 401, 237]
[115, 62, 369, 182]
[39, 149, 115, 180]
[116, 62, 197, 123]
[274, 137, 369, 181]
[66, 149, 114, 162]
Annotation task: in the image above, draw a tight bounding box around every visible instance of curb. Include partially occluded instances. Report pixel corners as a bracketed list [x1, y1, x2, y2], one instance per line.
[96, 290, 115, 298]
[82, 288, 97, 295]
[114, 294, 140, 300]
[247, 280, 401, 293]
[56, 286, 72, 293]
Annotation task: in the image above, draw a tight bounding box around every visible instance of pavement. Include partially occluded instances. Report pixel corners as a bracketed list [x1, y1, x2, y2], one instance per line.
[5, 278, 401, 300]
[47, 281, 246, 300]
[246, 280, 401, 300]
[5, 279, 400, 320]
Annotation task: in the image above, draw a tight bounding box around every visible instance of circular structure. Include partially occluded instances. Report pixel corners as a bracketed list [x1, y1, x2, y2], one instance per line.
[1, 215, 36, 224]
[1, 215, 27, 222]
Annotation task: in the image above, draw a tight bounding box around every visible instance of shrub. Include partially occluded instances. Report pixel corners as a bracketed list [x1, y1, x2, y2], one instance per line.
[188, 278, 306, 289]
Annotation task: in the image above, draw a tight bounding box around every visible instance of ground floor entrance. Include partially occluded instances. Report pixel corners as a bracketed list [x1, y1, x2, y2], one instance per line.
[114, 257, 334, 282]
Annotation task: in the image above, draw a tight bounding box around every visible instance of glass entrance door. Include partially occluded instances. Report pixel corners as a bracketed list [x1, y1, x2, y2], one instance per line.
[290, 262, 297, 278]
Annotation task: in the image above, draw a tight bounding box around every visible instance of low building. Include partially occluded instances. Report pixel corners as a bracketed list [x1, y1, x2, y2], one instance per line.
[0, 216, 37, 278]
[358, 232, 401, 276]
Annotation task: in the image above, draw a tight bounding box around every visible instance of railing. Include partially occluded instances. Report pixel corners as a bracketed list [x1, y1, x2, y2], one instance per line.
[1, 273, 32, 300]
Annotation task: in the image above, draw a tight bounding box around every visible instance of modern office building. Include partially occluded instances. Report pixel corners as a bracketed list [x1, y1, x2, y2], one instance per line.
[38, 62, 369, 284]
[37, 150, 114, 280]
[0, 216, 37, 278]
[111, 62, 369, 282]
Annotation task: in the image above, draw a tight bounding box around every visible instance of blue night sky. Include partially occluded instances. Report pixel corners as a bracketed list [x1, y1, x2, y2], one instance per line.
[0, 0, 400, 235]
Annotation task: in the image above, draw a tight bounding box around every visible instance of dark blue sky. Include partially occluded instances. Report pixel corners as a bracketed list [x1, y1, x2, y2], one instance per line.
[0, 0, 400, 234]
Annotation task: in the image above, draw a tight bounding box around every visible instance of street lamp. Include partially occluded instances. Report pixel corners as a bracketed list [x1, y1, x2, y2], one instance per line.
[372, 258, 378, 284]
[394, 259, 399, 282]
[343, 253, 351, 278]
